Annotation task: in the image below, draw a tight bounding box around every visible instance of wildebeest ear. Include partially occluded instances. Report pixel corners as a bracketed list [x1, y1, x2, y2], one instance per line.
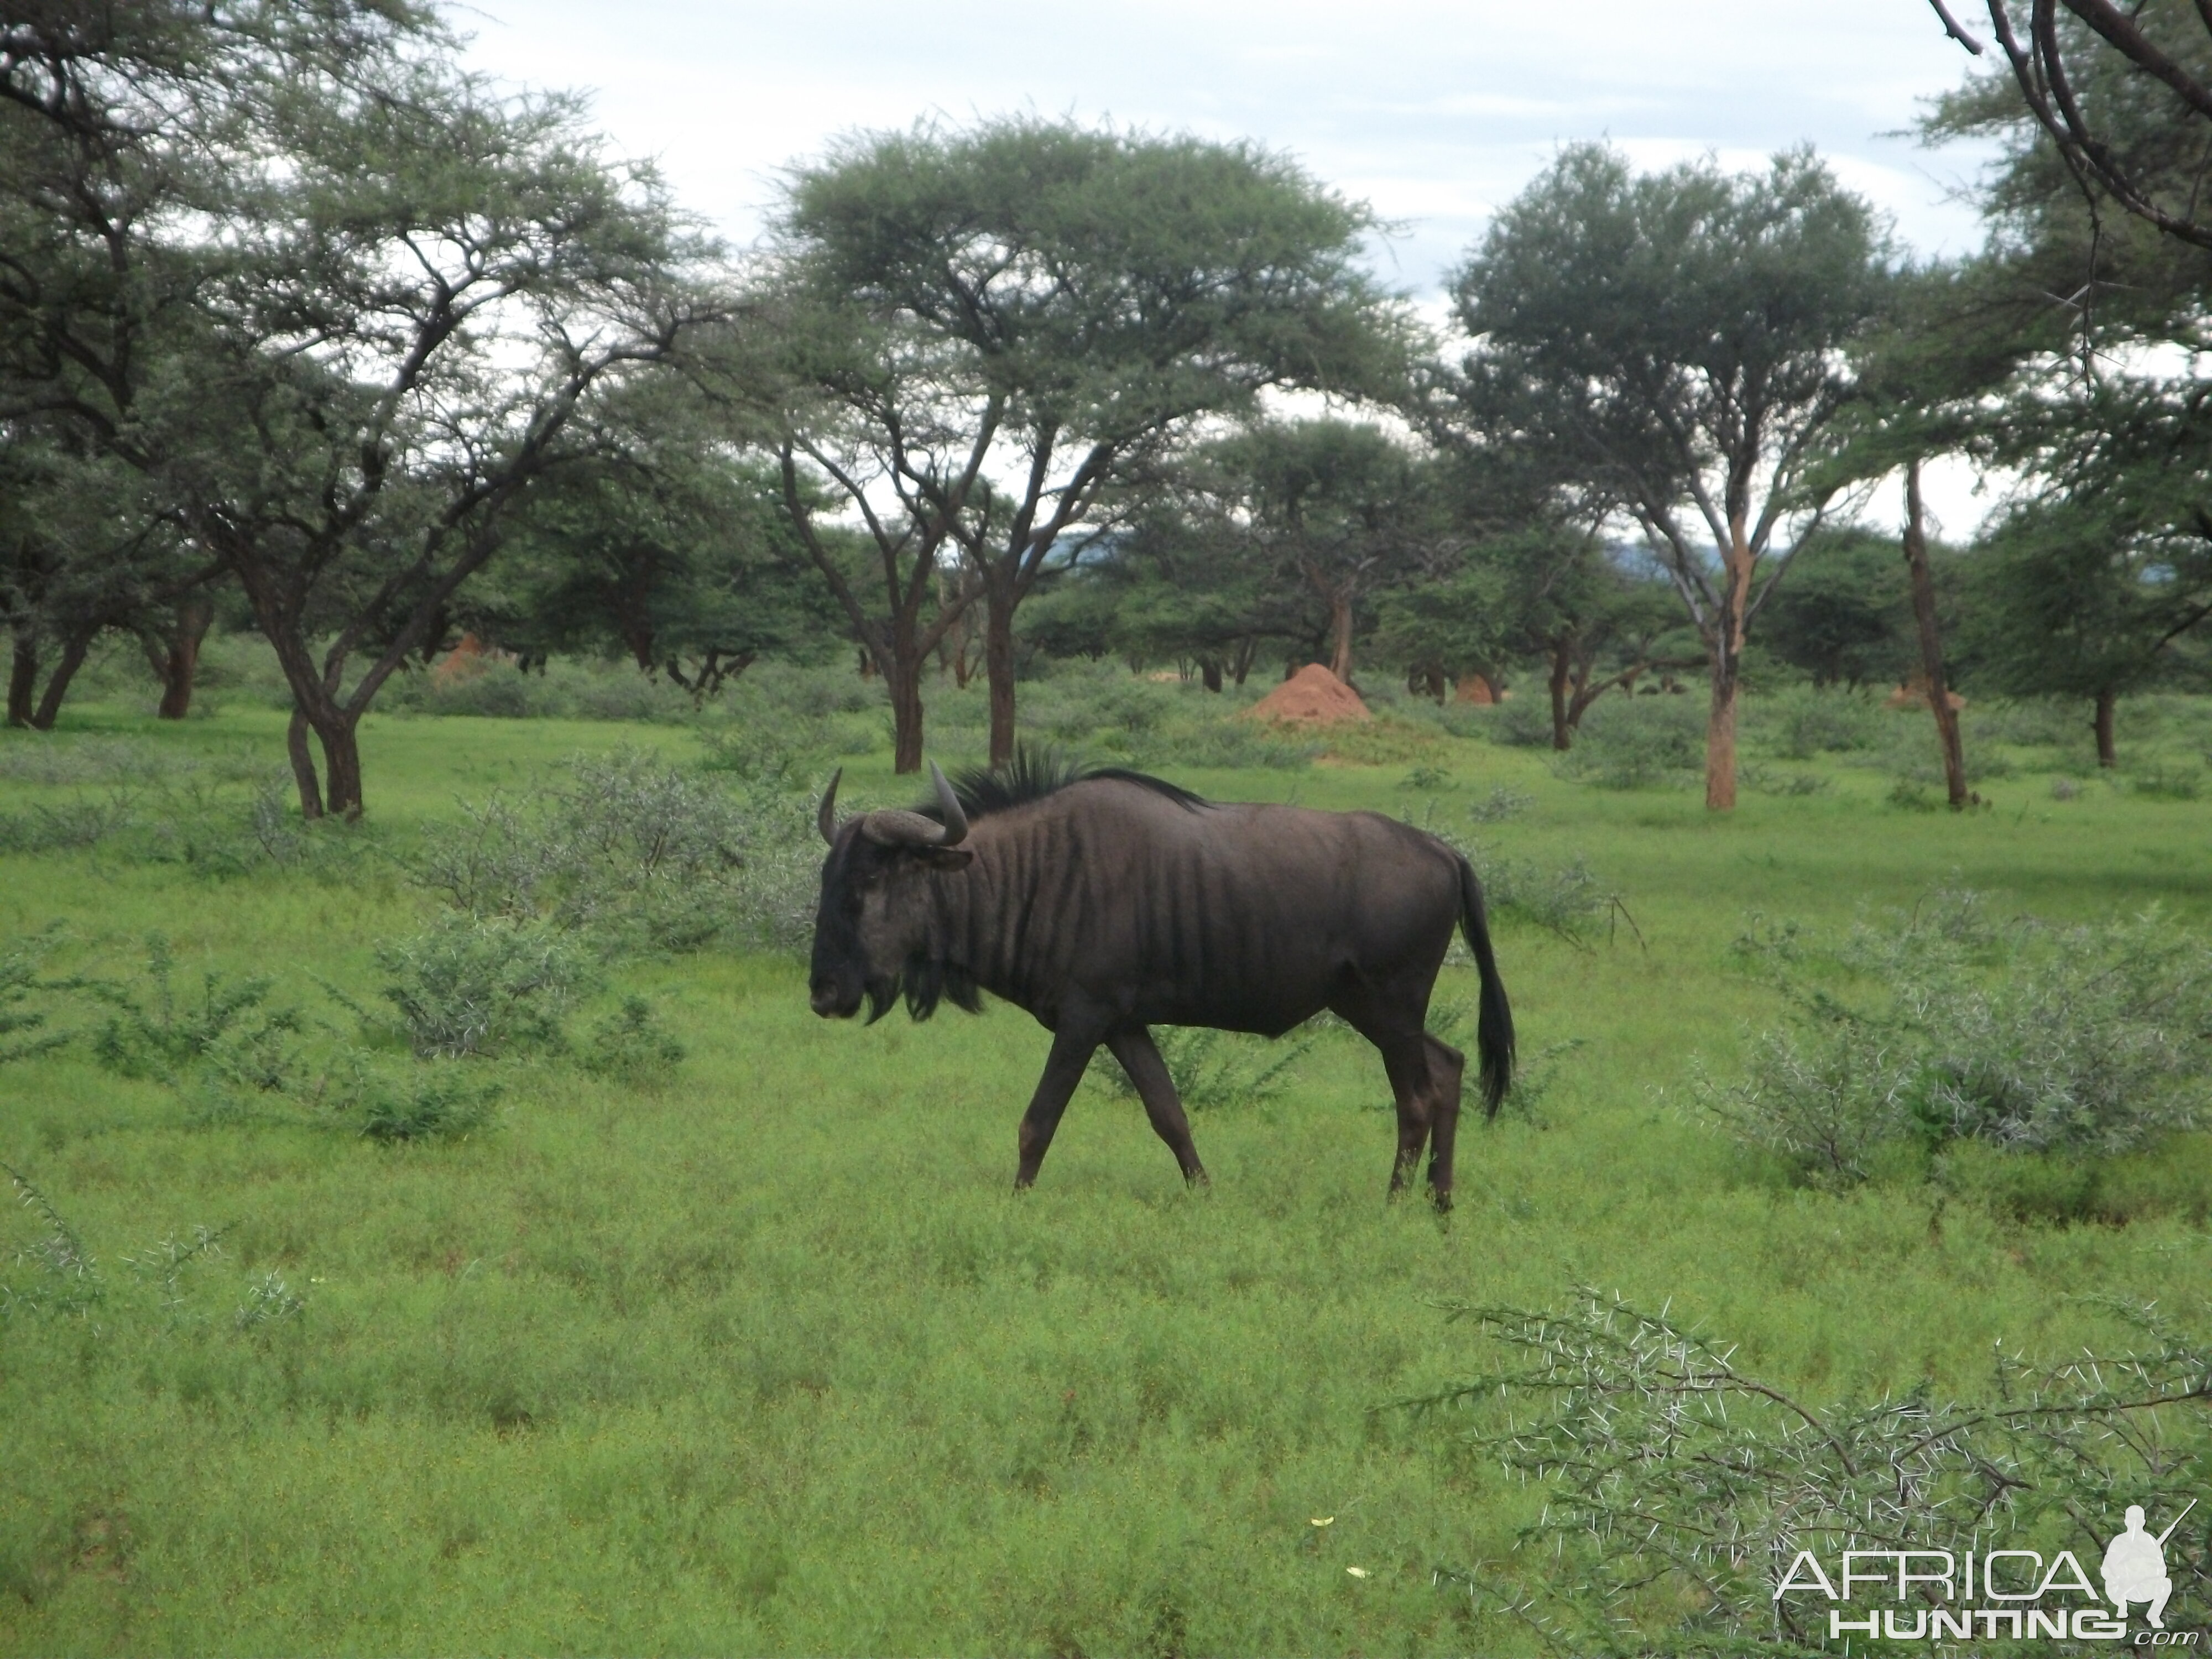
[917, 847, 974, 871]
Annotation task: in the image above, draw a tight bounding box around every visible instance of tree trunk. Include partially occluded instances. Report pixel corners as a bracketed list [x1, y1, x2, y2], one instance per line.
[886, 647, 926, 775]
[1200, 658, 1223, 693]
[983, 566, 1018, 769]
[1705, 519, 1753, 811]
[1902, 460, 1968, 810]
[1705, 657, 1741, 811]
[317, 717, 366, 818]
[29, 627, 95, 731]
[1231, 638, 1256, 686]
[1548, 635, 1573, 751]
[858, 647, 876, 681]
[5, 632, 34, 728]
[1326, 591, 1354, 682]
[155, 596, 215, 719]
[2094, 688, 2117, 768]
[287, 705, 324, 820]
[286, 701, 366, 819]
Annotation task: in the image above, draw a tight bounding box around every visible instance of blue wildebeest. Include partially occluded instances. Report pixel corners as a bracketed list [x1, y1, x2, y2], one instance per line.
[807, 757, 1512, 1208]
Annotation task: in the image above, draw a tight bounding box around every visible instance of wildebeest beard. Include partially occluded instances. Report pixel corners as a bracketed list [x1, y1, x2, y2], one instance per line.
[865, 945, 983, 1024]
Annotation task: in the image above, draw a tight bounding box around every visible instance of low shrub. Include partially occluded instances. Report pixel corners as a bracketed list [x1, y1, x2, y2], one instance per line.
[0, 926, 73, 1066]
[413, 749, 818, 955]
[1886, 776, 1937, 811]
[1698, 893, 2212, 1188]
[1464, 785, 1533, 822]
[1963, 695, 2084, 751]
[378, 656, 698, 722]
[1423, 998, 1582, 1118]
[1408, 1292, 2212, 1657]
[1482, 696, 1556, 748]
[1129, 718, 1317, 771]
[1751, 684, 1884, 758]
[1550, 695, 1704, 789]
[1312, 713, 1448, 766]
[1410, 813, 1636, 952]
[2128, 764, 2202, 801]
[580, 996, 687, 1086]
[338, 1056, 503, 1141]
[1092, 1025, 1314, 1111]
[88, 933, 304, 1084]
[373, 914, 597, 1058]
[0, 788, 143, 853]
[1740, 764, 1831, 797]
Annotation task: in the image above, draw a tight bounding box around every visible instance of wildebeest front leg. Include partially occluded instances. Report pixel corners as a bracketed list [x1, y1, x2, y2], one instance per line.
[1014, 1027, 1101, 1190]
[1106, 1025, 1209, 1186]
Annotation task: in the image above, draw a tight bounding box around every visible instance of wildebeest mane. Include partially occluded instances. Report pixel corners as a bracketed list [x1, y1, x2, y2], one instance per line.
[917, 744, 1206, 822]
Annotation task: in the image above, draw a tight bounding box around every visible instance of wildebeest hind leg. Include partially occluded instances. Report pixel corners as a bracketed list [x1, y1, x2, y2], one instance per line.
[1333, 993, 1436, 1202]
[1015, 1027, 1100, 1190]
[1106, 1025, 1208, 1186]
[1422, 1035, 1467, 1209]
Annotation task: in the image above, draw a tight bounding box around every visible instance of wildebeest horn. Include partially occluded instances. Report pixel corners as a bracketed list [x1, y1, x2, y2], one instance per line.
[816, 768, 842, 845]
[858, 761, 970, 849]
[930, 760, 968, 847]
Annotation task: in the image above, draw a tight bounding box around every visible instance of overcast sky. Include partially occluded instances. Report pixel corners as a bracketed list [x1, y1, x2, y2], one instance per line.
[458, 0, 2008, 531]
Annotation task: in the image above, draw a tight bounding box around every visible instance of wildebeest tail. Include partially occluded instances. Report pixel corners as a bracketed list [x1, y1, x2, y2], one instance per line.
[1454, 854, 1515, 1115]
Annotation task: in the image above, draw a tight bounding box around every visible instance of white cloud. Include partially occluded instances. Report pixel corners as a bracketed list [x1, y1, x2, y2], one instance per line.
[465, 0, 1999, 282]
[460, 0, 2012, 528]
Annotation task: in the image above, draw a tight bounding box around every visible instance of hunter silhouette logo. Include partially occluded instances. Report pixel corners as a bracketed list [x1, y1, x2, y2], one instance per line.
[1775, 1496, 2203, 1642]
[2105, 1500, 2193, 1630]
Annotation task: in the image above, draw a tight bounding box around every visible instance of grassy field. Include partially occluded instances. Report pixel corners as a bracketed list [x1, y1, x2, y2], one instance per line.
[3, 669, 2211, 1655]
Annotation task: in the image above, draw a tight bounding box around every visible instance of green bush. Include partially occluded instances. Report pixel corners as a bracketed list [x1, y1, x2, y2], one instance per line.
[1962, 696, 2084, 751]
[580, 996, 687, 1086]
[1410, 1292, 2212, 1656]
[2128, 764, 2202, 801]
[1750, 684, 1883, 758]
[1550, 695, 1704, 789]
[339, 1056, 503, 1141]
[414, 749, 818, 956]
[0, 927, 72, 1066]
[1410, 812, 1634, 951]
[1092, 1025, 1313, 1111]
[1484, 696, 1556, 748]
[379, 658, 697, 723]
[88, 933, 304, 1084]
[1127, 718, 1317, 771]
[1464, 785, 1533, 822]
[373, 914, 596, 1058]
[1698, 895, 2212, 1187]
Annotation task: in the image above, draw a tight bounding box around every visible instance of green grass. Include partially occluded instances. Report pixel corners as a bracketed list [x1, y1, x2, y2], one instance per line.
[4, 676, 2212, 1654]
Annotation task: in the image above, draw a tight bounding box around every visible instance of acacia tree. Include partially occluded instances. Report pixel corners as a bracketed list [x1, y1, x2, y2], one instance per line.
[1, 3, 716, 816]
[1190, 420, 1448, 686]
[1958, 386, 2212, 765]
[1448, 145, 1892, 808]
[0, 435, 211, 728]
[189, 58, 714, 817]
[1809, 262, 2037, 808]
[763, 117, 1402, 771]
[495, 385, 842, 698]
[1928, 0, 2212, 253]
[0, 2, 241, 728]
[1921, 1, 2212, 774]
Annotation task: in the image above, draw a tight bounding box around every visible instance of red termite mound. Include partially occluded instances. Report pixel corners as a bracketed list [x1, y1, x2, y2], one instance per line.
[1240, 662, 1372, 726]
